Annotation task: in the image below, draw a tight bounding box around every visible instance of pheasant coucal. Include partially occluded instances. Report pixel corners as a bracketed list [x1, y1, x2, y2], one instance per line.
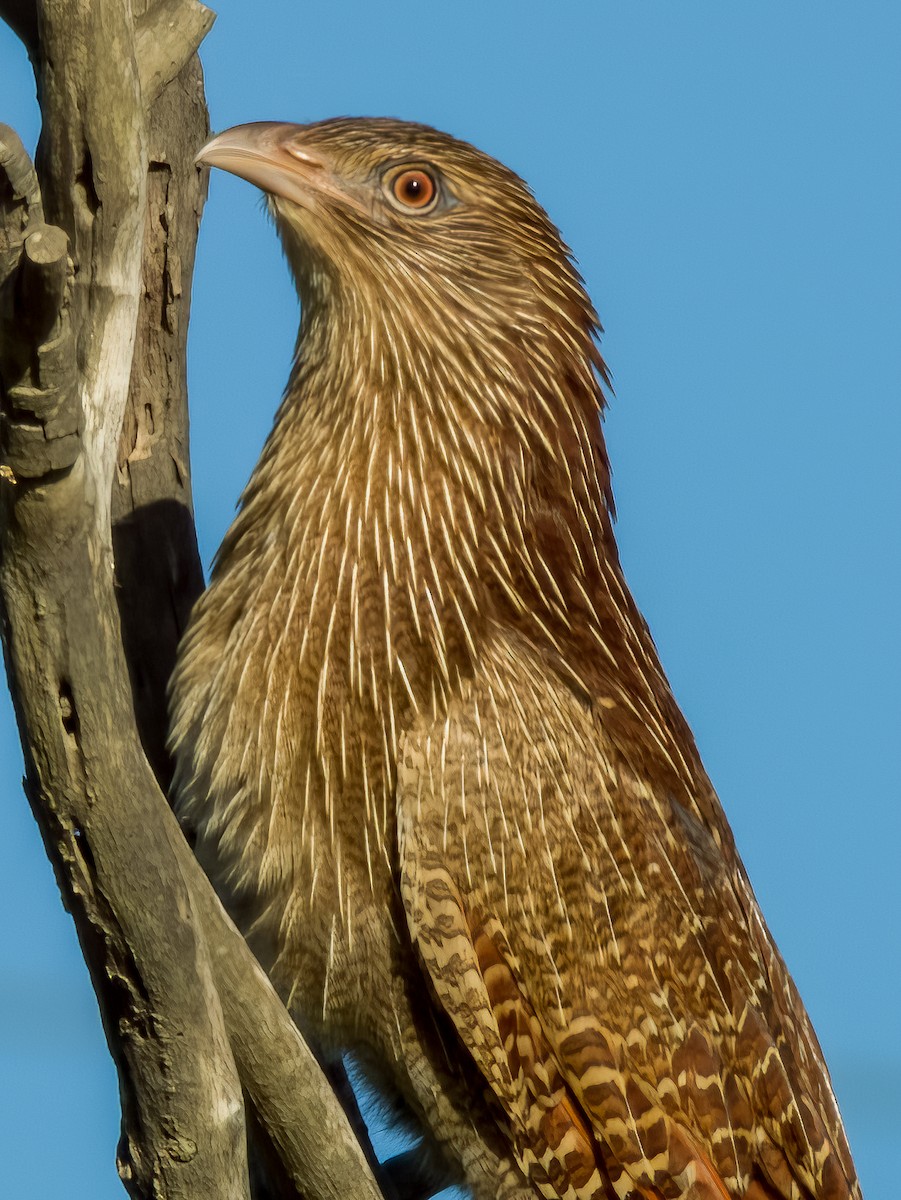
[169, 119, 861, 1200]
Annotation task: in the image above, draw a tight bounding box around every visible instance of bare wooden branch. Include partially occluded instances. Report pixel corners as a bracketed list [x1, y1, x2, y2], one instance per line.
[16, 221, 67, 330]
[1, 3, 393, 1197]
[34, 0, 148, 496]
[1, 8, 251, 1191]
[0, 125, 79, 479]
[136, 0, 217, 106]
[0, 122, 43, 217]
[195, 879, 387, 1200]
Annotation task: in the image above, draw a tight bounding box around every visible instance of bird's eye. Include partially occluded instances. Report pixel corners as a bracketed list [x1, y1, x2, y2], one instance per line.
[386, 167, 440, 213]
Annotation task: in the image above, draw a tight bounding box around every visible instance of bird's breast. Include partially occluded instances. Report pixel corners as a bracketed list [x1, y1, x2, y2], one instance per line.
[169, 510, 451, 1043]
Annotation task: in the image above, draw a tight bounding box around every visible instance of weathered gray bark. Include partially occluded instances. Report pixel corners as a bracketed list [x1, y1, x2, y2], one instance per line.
[0, 3, 386, 1198]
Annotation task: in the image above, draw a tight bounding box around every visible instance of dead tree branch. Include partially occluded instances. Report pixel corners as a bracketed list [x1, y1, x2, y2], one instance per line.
[0, 4, 386, 1198]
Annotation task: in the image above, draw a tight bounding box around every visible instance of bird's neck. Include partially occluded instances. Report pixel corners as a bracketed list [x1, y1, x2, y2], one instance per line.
[219, 300, 708, 826]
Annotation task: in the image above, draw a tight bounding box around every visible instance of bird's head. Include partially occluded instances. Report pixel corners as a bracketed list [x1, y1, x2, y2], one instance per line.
[196, 117, 604, 402]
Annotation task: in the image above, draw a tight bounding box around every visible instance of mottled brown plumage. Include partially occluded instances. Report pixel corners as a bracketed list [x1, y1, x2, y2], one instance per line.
[169, 118, 860, 1199]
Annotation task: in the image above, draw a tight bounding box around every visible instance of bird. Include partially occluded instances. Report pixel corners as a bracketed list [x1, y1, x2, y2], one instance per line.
[168, 117, 861, 1200]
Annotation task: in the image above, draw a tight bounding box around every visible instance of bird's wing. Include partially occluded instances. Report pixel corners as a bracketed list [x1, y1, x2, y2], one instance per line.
[396, 643, 859, 1200]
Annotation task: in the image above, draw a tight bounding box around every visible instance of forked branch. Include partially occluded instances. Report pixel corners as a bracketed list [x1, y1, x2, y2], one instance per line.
[1, 5, 386, 1198]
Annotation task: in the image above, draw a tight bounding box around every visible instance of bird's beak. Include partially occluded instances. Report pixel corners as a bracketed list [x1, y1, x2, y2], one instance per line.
[196, 122, 360, 213]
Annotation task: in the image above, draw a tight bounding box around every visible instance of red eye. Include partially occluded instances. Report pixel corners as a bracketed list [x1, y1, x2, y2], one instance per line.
[389, 168, 438, 211]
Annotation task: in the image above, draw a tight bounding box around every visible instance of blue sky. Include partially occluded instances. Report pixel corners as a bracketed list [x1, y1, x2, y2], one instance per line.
[2, 3, 899, 1196]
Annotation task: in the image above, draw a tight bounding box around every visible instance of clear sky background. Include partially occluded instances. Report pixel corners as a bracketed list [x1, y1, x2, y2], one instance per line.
[1, 2, 899, 1197]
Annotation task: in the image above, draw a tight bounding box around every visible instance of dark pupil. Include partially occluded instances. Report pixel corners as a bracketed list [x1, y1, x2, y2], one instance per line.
[405, 176, 424, 199]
